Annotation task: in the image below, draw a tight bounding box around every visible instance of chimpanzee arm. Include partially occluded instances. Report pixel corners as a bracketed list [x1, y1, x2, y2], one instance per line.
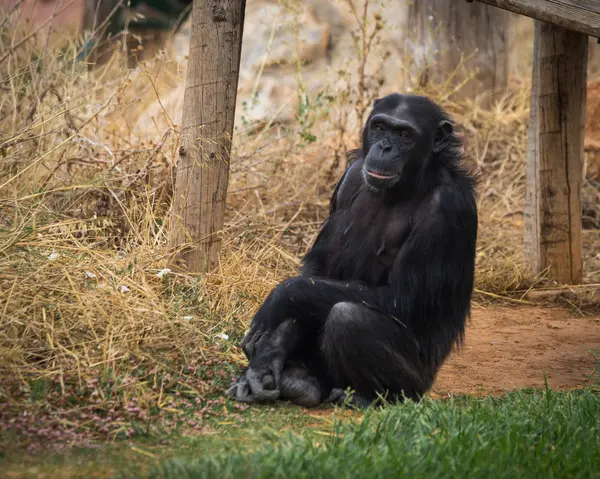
[251, 277, 378, 331]
[297, 225, 333, 278]
[299, 157, 364, 278]
[382, 183, 478, 368]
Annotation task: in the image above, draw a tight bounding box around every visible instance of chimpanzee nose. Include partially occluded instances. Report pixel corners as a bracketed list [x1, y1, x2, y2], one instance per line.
[380, 138, 392, 153]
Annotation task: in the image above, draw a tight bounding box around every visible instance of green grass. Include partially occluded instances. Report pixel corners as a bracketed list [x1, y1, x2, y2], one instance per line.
[135, 389, 600, 479]
[0, 401, 325, 478]
[3, 388, 600, 479]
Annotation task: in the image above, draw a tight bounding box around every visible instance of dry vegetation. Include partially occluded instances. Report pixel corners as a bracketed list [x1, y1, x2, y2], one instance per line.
[0, 3, 599, 449]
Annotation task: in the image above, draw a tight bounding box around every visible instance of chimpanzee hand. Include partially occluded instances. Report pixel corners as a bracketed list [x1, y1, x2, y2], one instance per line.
[240, 323, 268, 361]
[239, 286, 282, 361]
[228, 318, 302, 404]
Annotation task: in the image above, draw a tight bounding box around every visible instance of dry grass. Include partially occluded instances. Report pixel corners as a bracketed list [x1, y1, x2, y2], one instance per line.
[0, 3, 599, 448]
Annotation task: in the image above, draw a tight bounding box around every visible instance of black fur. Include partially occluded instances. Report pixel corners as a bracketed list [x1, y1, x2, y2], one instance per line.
[227, 93, 478, 407]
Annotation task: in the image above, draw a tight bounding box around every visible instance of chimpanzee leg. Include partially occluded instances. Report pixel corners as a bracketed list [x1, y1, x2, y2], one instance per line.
[241, 277, 375, 361]
[321, 302, 432, 405]
[278, 362, 322, 407]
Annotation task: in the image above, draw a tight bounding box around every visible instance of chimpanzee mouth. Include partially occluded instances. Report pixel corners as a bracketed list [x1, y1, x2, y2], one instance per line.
[365, 170, 398, 180]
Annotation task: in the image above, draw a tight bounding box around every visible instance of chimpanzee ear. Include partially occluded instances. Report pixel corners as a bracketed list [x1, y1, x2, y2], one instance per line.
[433, 120, 454, 152]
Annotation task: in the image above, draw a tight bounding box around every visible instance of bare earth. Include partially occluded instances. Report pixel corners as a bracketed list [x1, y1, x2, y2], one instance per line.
[431, 306, 600, 397]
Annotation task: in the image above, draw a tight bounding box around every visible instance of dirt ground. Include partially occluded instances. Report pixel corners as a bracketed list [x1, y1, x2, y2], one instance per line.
[431, 306, 600, 397]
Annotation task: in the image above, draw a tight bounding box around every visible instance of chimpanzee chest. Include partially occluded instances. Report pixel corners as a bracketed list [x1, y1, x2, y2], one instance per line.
[324, 192, 413, 285]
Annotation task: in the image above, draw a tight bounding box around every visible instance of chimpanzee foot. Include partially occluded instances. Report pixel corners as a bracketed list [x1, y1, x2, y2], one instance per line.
[226, 354, 284, 404]
[229, 319, 302, 404]
[226, 374, 255, 402]
[325, 388, 373, 409]
[279, 367, 321, 408]
[226, 373, 280, 403]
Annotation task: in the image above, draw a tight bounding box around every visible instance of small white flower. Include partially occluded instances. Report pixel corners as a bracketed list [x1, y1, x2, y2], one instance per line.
[182, 315, 193, 320]
[85, 271, 96, 278]
[216, 333, 229, 341]
[48, 252, 59, 261]
[120, 285, 131, 293]
[156, 268, 171, 278]
[428, 15, 434, 21]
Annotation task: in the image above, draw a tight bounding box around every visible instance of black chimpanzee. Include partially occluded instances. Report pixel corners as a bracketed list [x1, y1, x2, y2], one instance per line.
[227, 93, 478, 408]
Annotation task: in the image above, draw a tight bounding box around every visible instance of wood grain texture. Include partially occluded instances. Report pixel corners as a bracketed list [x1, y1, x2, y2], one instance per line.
[169, 0, 246, 273]
[405, 0, 509, 108]
[474, 0, 600, 37]
[524, 21, 587, 284]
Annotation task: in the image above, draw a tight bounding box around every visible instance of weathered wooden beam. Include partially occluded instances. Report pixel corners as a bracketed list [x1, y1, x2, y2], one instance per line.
[473, 0, 600, 38]
[524, 20, 588, 285]
[169, 0, 247, 273]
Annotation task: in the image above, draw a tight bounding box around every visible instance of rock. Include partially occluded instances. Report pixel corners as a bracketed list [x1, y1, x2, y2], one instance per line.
[135, 0, 347, 134]
[240, 1, 331, 75]
[235, 0, 337, 124]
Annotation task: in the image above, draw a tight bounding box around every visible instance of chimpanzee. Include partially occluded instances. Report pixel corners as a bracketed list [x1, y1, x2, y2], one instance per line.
[227, 93, 478, 408]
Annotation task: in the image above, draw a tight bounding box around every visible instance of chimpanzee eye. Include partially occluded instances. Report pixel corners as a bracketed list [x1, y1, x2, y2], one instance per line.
[399, 129, 411, 138]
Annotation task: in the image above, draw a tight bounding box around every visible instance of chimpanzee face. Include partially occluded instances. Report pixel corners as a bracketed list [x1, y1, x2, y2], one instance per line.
[361, 94, 454, 190]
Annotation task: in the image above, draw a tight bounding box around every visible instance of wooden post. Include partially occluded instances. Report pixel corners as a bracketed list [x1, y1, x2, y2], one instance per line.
[168, 0, 246, 273]
[405, 0, 510, 108]
[524, 21, 588, 285]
